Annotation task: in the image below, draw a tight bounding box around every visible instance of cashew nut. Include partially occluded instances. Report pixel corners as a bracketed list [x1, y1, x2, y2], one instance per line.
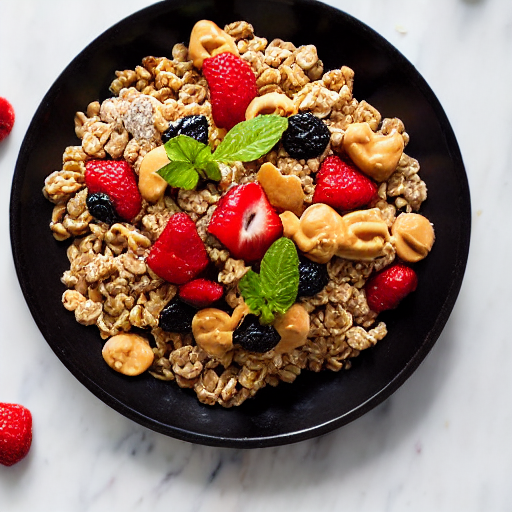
[102, 333, 154, 376]
[192, 303, 248, 357]
[343, 122, 404, 182]
[256, 162, 305, 216]
[188, 20, 239, 69]
[391, 212, 435, 262]
[280, 204, 390, 263]
[273, 303, 310, 354]
[138, 145, 169, 203]
[245, 92, 297, 120]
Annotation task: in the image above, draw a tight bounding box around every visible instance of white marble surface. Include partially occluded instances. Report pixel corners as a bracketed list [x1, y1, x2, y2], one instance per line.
[1, 0, 511, 510]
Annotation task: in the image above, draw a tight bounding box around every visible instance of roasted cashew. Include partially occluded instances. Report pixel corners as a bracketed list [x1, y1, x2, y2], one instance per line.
[280, 204, 390, 263]
[391, 212, 435, 262]
[245, 92, 297, 120]
[256, 162, 305, 216]
[343, 122, 404, 182]
[188, 20, 239, 69]
[138, 145, 169, 203]
[192, 303, 248, 357]
[273, 303, 310, 354]
[102, 333, 154, 376]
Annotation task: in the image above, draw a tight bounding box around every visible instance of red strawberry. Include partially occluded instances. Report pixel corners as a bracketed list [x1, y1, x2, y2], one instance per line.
[312, 155, 377, 212]
[85, 160, 142, 221]
[208, 182, 283, 261]
[179, 278, 224, 308]
[147, 212, 209, 284]
[0, 97, 15, 142]
[365, 263, 418, 313]
[0, 403, 32, 467]
[202, 52, 258, 130]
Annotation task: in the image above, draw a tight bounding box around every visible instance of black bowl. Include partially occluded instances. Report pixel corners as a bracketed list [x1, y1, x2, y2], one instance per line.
[9, 0, 471, 448]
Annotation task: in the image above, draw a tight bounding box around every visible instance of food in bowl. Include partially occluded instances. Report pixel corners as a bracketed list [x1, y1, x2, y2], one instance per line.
[42, 20, 434, 407]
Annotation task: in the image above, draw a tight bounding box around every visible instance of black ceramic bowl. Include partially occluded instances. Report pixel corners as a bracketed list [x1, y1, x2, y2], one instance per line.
[10, 0, 470, 448]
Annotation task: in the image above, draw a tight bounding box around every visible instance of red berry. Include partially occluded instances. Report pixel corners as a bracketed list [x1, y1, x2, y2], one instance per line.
[147, 212, 209, 284]
[0, 97, 15, 142]
[0, 403, 32, 467]
[365, 264, 418, 313]
[202, 52, 258, 130]
[208, 182, 283, 262]
[179, 278, 224, 308]
[85, 160, 142, 221]
[312, 155, 377, 212]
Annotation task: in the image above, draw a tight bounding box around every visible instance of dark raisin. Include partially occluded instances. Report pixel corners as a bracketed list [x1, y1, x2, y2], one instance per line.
[298, 258, 329, 296]
[159, 298, 197, 333]
[162, 115, 209, 145]
[282, 112, 330, 160]
[86, 192, 119, 224]
[232, 315, 281, 353]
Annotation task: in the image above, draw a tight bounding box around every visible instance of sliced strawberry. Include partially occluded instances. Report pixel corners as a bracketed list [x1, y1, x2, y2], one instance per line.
[202, 52, 258, 130]
[85, 160, 142, 221]
[147, 212, 209, 285]
[365, 263, 418, 313]
[208, 182, 283, 262]
[312, 155, 377, 212]
[0, 97, 15, 142]
[0, 403, 32, 467]
[179, 278, 224, 308]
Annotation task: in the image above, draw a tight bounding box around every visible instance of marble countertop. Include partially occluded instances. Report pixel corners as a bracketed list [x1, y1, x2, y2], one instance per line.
[1, 0, 511, 510]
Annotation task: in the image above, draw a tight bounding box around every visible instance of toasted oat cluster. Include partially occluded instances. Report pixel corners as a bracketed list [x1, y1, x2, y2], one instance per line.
[43, 20, 431, 407]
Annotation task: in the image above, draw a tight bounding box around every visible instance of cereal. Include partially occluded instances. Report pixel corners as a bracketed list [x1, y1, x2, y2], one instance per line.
[42, 20, 432, 408]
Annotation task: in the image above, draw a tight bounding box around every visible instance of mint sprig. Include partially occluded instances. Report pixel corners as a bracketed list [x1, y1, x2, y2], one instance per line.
[238, 237, 299, 325]
[157, 115, 289, 190]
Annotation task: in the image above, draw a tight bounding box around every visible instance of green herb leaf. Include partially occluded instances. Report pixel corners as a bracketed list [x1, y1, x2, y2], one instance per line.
[157, 161, 199, 190]
[238, 237, 299, 324]
[213, 115, 289, 163]
[164, 134, 210, 163]
[202, 160, 222, 181]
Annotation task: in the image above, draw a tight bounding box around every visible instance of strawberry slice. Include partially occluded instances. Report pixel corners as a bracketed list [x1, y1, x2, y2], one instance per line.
[312, 155, 377, 212]
[0, 403, 32, 467]
[208, 182, 283, 262]
[147, 212, 209, 284]
[85, 160, 142, 221]
[365, 263, 418, 313]
[202, 52, 258, 130]
[179, 278, 224, 308]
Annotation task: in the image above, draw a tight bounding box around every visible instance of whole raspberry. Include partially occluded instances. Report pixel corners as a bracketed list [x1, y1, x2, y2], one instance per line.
[0, 97, 15, 142]
[0, 403, 32, 467]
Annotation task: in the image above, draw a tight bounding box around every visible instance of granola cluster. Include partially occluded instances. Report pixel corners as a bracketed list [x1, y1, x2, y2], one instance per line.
[43, 21, 428, 407]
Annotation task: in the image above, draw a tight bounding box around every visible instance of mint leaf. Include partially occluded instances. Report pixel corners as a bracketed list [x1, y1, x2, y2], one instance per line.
[213, 115, 289, 163]
[164, 134, 211, 163]
[203, 160, 222, 181]
[239, 237, 299, 325]
[157, 161, 199, 190]
[260, 237, 299, 316]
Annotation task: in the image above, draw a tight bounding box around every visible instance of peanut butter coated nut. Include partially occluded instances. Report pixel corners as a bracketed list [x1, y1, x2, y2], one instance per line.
[391, 212, 435, 262]
[188, 20, 239, 69]
[245, 92, 298, 120]
[256, 162, 305, 216]
[281, 204, 390, 263]
[343, 122, 404, 182]
[138, 145, 169, 203]
[273, 303, 310, 354]
[192, 303, 248, 357]
[102, 333, 154, 376]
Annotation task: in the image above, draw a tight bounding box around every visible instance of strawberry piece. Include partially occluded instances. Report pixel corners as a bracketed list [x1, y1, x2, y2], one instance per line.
[85, 160, 142, 221]
[365, 263, 418, 313]
[208, 182, 283, 262]
[0, 403, 32, 467]
[202, 52, 258, 130]
[179, 278, 224, 308]
[147, 212, 209, 284]
[312, 155, 377, 212]
[0, 97, 15, 142]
